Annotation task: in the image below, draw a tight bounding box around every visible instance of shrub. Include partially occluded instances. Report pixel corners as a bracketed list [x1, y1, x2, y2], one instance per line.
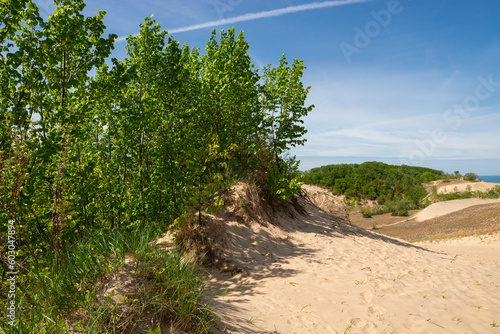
[463, 172, 478, 181]
[361, 208, 372, 218]
[489, 185, 500, 197]
[387, 198, 414, 216]
[360, 205, 388, 218]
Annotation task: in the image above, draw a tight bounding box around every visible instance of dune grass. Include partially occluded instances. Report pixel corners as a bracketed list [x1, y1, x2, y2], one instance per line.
[0, 227, 216, 334]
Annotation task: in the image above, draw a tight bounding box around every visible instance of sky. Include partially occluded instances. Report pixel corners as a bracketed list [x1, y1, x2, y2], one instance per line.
[34, 0, 500, 175]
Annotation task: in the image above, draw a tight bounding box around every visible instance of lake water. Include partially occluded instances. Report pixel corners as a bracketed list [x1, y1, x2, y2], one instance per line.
[479, 175, 500, 183]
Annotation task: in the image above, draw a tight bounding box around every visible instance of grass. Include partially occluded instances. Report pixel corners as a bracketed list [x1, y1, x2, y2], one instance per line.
[393, 273, 406, 282]
[300, 304, 311, 312]
[0, 229, 128, 333]
[133, 247, 217, 332]
[248, 316, 260, 324]
[0, 226, 216, 334]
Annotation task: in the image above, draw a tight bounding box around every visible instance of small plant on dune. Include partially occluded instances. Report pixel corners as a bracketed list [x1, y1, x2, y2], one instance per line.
[393, 273, 406, 282]
[491, 185, 500, 196]
[300, 304, 311, 312]
[371, 222, 379, 230]
[491, 320, 498, 327]
[343, 197, 356, 223]
[205, 196, 225, 214]
[240, 200, 248, 211]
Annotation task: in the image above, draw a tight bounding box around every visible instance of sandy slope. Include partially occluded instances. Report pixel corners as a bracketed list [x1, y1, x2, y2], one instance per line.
[437, 181, 500, 194]
[416, 232, 500, 267]
[410, 198, 500, 222]
[204, 186, 500, 334]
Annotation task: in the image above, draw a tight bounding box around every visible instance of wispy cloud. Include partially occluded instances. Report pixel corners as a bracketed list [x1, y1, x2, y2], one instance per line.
[116, 0, 371, 42]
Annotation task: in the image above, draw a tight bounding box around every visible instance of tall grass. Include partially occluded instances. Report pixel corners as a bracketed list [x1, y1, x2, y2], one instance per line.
[1, 226, 215, 334]
[134, 248, 217, 333]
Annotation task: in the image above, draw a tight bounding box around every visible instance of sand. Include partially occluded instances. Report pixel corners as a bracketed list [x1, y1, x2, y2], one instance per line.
[437, 181, 500, 194]
[204, 185, 500, 334]
[416, 232, 500, 267]
[410, 198, 500, 222]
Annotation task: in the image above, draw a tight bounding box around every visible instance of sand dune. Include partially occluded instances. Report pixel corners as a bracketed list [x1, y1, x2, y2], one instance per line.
[437, 181, 500, 194]
[410, 198, 500, 222]
[203, 185, 500, 333]
[416, 232, 500, 267]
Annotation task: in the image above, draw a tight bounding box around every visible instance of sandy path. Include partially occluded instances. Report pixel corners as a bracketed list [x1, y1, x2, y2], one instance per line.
[206, 201, 500, 334]
[410, 198, 500, 222]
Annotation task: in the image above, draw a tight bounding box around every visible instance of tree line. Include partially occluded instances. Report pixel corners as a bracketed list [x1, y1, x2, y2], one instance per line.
[303, 162, 447, 215]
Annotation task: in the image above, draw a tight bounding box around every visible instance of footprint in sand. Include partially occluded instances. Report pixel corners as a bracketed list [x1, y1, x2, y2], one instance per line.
[360, 290, 374, 304]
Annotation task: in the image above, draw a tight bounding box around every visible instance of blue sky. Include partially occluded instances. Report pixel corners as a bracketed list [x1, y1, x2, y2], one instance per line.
[35, 0, 500, 175]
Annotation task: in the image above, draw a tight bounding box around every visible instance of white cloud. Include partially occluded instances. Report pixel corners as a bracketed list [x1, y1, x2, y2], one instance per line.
[116, 0, 372, 42]
[294, 66, 500, 163]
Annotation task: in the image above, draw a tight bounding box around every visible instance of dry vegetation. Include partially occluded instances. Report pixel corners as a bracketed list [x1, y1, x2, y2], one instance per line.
[371, 203, 500, 242]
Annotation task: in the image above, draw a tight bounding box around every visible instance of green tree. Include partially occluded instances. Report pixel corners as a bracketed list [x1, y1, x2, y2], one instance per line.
[261, 54, 313, 165]
[0, 0, 116, 265]
[260, 54, 314, 200]
[201, 28, 261, 165]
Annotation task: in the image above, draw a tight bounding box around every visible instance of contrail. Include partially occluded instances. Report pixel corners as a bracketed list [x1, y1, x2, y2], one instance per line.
[116, 0, 371, 42]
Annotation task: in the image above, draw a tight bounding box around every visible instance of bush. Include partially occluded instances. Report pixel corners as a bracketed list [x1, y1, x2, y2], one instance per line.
[262, 156, 303, 203]
[360, 205, 388, 218]
[489, 185, 500, 197]
[387, 198, 414, 216]
[463, 172, 478, 181]
[361, 208, 372, 218]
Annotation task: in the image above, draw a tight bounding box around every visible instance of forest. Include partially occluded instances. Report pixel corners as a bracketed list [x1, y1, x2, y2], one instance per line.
[303, 161, 447, 215]
[0, 1, 313, 332]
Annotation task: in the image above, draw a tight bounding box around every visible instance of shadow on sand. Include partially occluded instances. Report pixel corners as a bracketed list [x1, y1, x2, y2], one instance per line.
[204, 195, 441, 333]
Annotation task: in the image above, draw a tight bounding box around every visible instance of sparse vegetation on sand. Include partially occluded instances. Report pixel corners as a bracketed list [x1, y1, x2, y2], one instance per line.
[376, 202, 500, 242]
